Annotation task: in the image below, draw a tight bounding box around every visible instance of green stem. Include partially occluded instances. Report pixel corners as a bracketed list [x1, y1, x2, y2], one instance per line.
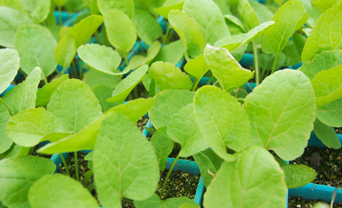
[138, 41, 145, 54]
[42, 72, 48, 85]
[191, 78, 200, 91]
[61, 67, 66, 75]
[271, 53, 279, 75]
[74, 152, 79, 181]
[95, 31, 101, 44]
[251, 40, 259, 86]
[133, 86, 138, 99]
[165, 29, 174, 44]
[79, 60, 83, 80]
[163, 24, 171, 45]
[58, 5, 63, 25]
[206, 75, 213, 85]
[159, 154, 180, 198]
[72, 61, 78, 79]
[59, 153, 70, 176]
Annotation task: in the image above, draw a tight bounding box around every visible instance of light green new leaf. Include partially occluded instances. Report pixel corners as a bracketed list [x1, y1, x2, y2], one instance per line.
[152, 40, 184, 65]
[203, 147, 287, 208]
[311, 65, 342, 108]
[6, 108, 65, 147]
[282, 164, 317, 189]
[302, 1, 342, 62]
[303, 28, 312, 36]
[3, 67, 41, 115]
[150, 127, 173, 171]
[0, 49, 19, 94]
[0, 0, 27, 13]
[183, 0, 230, 45]
[78, 44, 122, 75]
[224, 14, 247, 33]
[83, 69, 121, 89]
[316, 98, 342, 127]
[154, 0, 184, 19]
[244, 70, 316, 161]
[314, 119, 341, 149]
[168, 10, 205, 59]
[0, 6, 32, 48]
[249, 0, 274, 23]
[29, 174, 98, 208]
[149, 89, 195, 129]
[149, 61, 193, 90]
[47, 79, 102, 134]
[184, 54, 209, 88]
[54, 35, 76, 70]
[0, 101, 11, 154]
[97, 0, 134, 18]
[19, 0, 50, 23]
[237, 0, 260, 30]
[134, 194, 199, 208]
[36, 74, 69, 107]
[14, 24, 57, 77]
[41, 132, 71, 143]
[203, 45, 254, 93]
[94, 113, 159, 207]
[92, 85, 118, 112]
[134, 10, 163, 45]
[194, 86, 250, 161]
[261, 0, 306, 55]
[311, 0, 341, 13]
[106, 65, 148, 104]
[193, 148, 224, 187]
[0, 156, 55, 208]
[104, 9, 136, 53]
[167, 104, 207, 157]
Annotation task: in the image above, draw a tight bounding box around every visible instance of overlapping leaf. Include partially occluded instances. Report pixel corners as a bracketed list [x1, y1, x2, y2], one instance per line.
[0, 49, 20, 94]
[314, 119, 341, 149]
[282, 164, 317, 189]
[150, 127, 173, 171]
[154, 0, 184, 19]
[134, 10, 163, 45]
[0, 101, 11, 154]
[97, 0, 134, 18]
[54, 35, 76, 70]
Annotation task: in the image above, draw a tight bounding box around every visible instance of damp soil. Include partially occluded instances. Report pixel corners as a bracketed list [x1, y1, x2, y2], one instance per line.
[136, 116, 148, 132]
[288, 197, 342, 208]
[335, 127, 342, 134]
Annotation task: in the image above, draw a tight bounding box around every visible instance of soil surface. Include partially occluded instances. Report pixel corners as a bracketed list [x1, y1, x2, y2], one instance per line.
[335, 127, 342, 134]
[136, 117, 148, 132]
[288, 197, 342, 207]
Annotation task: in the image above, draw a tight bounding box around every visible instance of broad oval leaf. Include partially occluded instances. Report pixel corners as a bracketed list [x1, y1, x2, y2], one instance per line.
[316, 98, 342, 127]
[194, 86, 250, 161]
[150, 127, 173, 171]
[314, 119, 341, 149]
[28, 174, 99, 208]
[134, 194, 199, 208]
[97, 0, 134, 18]
[244, 69, 316, 161]
[14, 24, 57, 77]
[149, 61, 193, 90]
[78, 43, 122, 75]
[184, 54, 209, 86]
[282, 164, 317, 189]
[302, 1, 342, 62]
[47, 79, 102, 134]
[0, 156, 55, 208]
[19, 0, 50, 23]
[203, 45, 254, 93]
[0, 101, 12, 154]
[93, 112, 159, 207]
[237, 0, 260, 30]
[134, 10, 163, 45]
[54, 35, 77, 70]
[0, 49, 20, 94]
[92, 85, 118, 112]
[152, 40, 184, 65]
[203, 147, 287, 208]
[83, 69, 121, 89]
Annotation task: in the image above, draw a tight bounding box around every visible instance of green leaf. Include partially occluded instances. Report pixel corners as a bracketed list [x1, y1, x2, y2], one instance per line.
[149, 78, 157, 97]
[0, 156, 55, 208]
[167, 104, 207, 157]
[237, 0, 260, 30]
[303, 28, 312, 36]
[154, 0, 184, 19]
[41, 132, 71, 143]
[94, 112, 159, 207]
[47, 79, 102, 134]
[83, 0, 99, 14]
[203, 45, 254, 93]
[6, 108, 65, 147]
[0, 101, 11, 154]
[97, 0, 134, 18]
[244, 70, 316, 161]
[0, 6, 32, 48]
[134, 10, 163, 45]
[261, 0, 306, 55]
[134, 194, 199, 208]
[2, 67, 41, 115]
[28, 174, 98, 208]
[183, 0, 230, 45]
[316, 98, 342, 127]
[282, 34, 306, 67]
[298, 0, 321, 27]
[14, 24, 57, 77]
[54, 0, 68, 7]
[249, 0, 274, 23]
[194, 86, 250, 161]
[0, 0, 27, 14]
[54, 35, 77, 70]
[311, 0, 341, 13]
[106, 65, 148, 104]
[149, 89, 195, 129]
[311, 65, 342, 108]
[282, 164, 317, 189]
[193, 148, 223, 187]
[36, 74, 69, 107]
[104, 9, 136, 53]
[0, 49, 19, 94]
[259, 53, 286, 72]
[302, 2, 342, 62]
[19, 0, 50, 23]
[92, 85, 118, 112]
[83, 69, 121, 89]
[184, 54, 208, 87]
[168, 10, 205, 59]
[224, 14, 247, 33]
[203, 147, 287, 208]
[314, 119, 341, 149]
[78, 43, 122, 75]
[150, 127, 173, 171]
[152, 40, 184, 65]
[149, 61, 193, 90]
[0, 144, 30, 159]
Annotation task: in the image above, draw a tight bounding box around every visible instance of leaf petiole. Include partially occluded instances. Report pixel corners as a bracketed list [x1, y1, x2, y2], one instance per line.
[59, 153, 70, 176]
[159, 154, 180, 198]
[252, 40, 259, 85]
[74, 151, 79, 181]
[271, 52, 279, 75]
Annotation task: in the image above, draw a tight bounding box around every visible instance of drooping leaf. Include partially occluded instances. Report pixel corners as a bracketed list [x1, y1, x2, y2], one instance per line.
[0, 49, 19, 94]
[237, 0, 260, 30]
[92, 85, 118, 112]
[0, 6, 32, 48]
[149, 61, 192, 90]
[154, 0, 184, 19]
[244, 70, 316, 161]
[313, 119, 341, 149]
[14, 24, 57, 77]
[2, 67, 41, 115]
[282, 164, 317, 189]
[19, 0, 50, 23]
[203, 45, 254, 93]
[134, 194, 199, 208]
[302, 1, 342, 62]
[149, 89, 195, 129]
[150, 127, 173, 171]
[83, 69, 121, 89]
[28, 174, 98, 208]
[134, 10, 163, 45]
[78, 44, 122, 75]
[106, 65, 148, 104]
[152, 40, 184, 65]
[316, 98, 342, 127]
[0, 156, 55, 208]
[249, 0, 274, 23]
[97, 0, 134, 18]
[184, 54, 209, 88]
[168, 10, 205, 59]
[0, 101, 11, 154]
[194, 86, 250, 161]
[47, 79, 102, 134]
[93, 113, 159, 207]
[203, 147, 287, 208]
[54, 35, 77, 71]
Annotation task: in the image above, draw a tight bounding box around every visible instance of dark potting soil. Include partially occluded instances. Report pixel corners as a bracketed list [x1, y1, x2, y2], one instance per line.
[136, 116, 148, 132]
[335, 127, 342, 134]
[29, 146, 50, 159]
[288, 197, 342, 208]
